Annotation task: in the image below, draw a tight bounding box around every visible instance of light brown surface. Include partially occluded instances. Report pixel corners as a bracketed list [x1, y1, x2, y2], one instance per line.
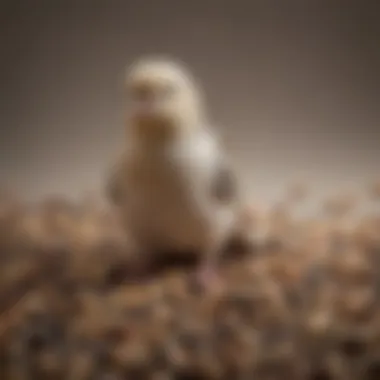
[0, 187, 379, 380]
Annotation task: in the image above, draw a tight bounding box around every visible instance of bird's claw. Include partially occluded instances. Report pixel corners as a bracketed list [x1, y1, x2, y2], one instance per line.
[191, 264, 222, 295]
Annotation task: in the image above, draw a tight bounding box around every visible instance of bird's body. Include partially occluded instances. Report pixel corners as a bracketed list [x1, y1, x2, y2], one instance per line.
[107, 57, 241, 290]
[115, 126, 237, 255]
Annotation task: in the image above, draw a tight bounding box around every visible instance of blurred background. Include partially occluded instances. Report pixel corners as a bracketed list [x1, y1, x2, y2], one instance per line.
[1, 0, 379, 204]
[1, 4, 380, 379]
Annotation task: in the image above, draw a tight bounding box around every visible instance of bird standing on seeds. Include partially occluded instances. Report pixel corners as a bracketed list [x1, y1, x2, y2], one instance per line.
[106, 57, 242, 292]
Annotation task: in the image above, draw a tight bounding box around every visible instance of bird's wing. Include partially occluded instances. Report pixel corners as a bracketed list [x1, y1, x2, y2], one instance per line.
[203, 124, 240, 205]
[210, 157, 239, 204]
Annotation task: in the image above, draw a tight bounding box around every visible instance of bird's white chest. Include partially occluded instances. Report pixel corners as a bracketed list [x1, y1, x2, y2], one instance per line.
[124, 134, 220, 249]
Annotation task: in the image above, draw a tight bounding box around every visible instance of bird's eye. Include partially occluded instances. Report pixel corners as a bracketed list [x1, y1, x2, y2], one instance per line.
[132, 86, 151, 102]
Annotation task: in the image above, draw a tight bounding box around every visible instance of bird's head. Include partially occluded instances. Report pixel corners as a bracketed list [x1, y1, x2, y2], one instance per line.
[125, 57, 204, 141]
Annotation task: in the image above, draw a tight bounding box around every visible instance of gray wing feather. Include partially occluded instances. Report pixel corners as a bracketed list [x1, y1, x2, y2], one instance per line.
[211, 161, 238, 204]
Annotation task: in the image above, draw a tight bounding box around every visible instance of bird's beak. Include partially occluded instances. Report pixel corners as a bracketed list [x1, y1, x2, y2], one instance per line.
[134, 99, 155, 118]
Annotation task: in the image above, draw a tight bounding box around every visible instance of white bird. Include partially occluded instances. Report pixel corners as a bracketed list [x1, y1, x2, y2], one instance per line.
[106, 56, 242, 291]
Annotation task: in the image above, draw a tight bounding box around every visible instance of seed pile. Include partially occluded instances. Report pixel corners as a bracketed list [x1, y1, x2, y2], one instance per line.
[0, 184, 379, 380]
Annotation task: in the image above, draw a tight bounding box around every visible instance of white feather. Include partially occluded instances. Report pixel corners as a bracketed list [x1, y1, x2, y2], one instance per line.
[118, 127, 236, 253]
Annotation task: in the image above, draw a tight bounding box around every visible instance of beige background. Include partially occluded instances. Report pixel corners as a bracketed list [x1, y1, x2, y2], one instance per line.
[1, 1, 379, 205]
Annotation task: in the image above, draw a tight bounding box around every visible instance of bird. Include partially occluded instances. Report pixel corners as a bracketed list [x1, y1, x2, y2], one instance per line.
[106, 56, 243, 292]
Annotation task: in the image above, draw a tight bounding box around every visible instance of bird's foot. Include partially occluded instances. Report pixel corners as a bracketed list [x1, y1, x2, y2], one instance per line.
[191, 263, 223, 295]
